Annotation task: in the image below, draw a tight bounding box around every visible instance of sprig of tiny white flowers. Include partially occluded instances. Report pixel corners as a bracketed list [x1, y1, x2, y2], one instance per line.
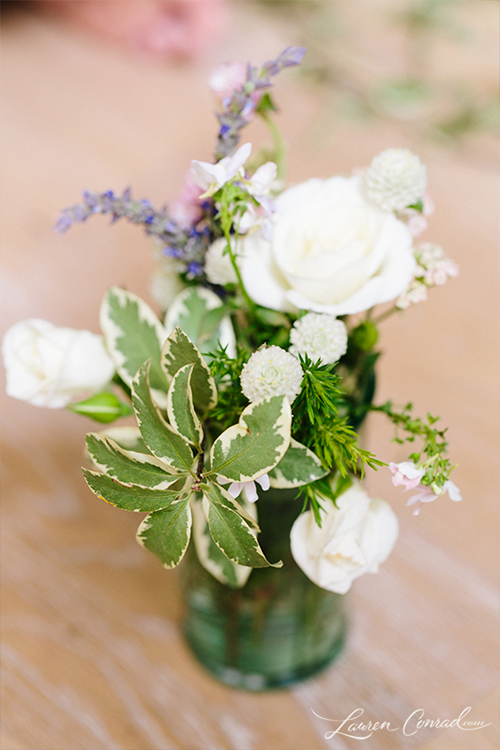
[240, 345, 303, 403]
[396, 242, 459, 309]
[289, 313, 348, 365]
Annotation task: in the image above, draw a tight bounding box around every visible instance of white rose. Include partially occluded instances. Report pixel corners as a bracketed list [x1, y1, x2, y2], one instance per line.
[290, 481, 398, 593]
[240, 176, 415, 315]
[2, 319, 116, 408]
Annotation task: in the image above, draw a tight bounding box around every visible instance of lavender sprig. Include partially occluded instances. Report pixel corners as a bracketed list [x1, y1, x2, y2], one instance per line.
[54, 188, 213, 278]
[54, 188, 182, 241]
[215, 46, 306, 160]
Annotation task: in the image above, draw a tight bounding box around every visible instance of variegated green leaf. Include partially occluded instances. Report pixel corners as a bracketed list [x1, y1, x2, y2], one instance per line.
[83, 468, 189, 512]
[269, 438, 328, 488]
[203, 492, 281, 569]
[86, 433, 179, 489]
[99, 426, 149, 454]
[136, 495, 192, 569]
[191, 497, 252, 588]
[100, 287, 168, 394]
[210, 395, 291, 483]
[161, 327, 217, 413]
[132, 361, 195, 473]
[166, 364, 203, 448]
[165, 287, 235, 358]
[202, 479, 260, 532]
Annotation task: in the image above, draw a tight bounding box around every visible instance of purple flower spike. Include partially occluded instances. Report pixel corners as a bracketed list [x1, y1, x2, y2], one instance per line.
[278, 46, 307, 67]
[214, 46, 307, 159]
[54, 211, 74, 234]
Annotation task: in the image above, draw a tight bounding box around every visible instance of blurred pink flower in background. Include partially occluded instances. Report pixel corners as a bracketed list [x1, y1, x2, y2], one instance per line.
[40, 0, 227, 59]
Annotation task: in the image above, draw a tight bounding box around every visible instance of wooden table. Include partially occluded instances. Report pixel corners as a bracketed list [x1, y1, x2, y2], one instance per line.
[1, 3, 498, 748]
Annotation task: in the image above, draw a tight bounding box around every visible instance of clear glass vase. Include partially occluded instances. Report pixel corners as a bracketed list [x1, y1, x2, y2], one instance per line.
[178, 487, 347, 691]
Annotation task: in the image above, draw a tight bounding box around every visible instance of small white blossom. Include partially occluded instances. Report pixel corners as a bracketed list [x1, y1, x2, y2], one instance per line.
[240, 345, 303, 404]
[246, 162, 277, 198]
[289, 313, 348, 364]
[204, 237, 238, 286]
[365, 148, 427, 212]
[218, 473, 270, 503]
[191, 142, 252, 198]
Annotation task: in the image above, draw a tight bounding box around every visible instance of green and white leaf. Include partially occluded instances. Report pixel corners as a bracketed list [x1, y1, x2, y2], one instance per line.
[191, 496, 252, 588]
[132, 361, 195, 473]
[83, 468, 189, 512]
[86, 433, 180, 489]
[161, 326, 217, 413]
[202, 479, 260, 532]
[166, 364, 203, 448]
[100, 287, 168, 395]
[165, 287, 235, 359]
[269, 438, 329, 488]
[98, 426, 149, 454]
[136, 495, 192, 569]
[203, 491, 281, 569]
[210, 395, 291, 483]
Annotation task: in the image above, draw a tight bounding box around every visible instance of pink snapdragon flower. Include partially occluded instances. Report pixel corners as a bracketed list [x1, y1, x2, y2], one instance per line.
[389, 461, 425, 491]
[218, 473, 270, 503]
[406, 486, 437, 515]
[406, 478, 462, 515]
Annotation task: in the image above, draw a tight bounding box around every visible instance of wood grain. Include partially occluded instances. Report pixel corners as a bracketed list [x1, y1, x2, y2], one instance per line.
[1, 3, 498, 749]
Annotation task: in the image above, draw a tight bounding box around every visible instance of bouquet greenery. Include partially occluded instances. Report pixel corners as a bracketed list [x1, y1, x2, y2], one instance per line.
[3, 47, 460, 596]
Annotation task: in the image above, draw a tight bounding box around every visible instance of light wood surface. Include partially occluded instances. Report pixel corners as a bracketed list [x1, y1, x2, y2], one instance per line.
[1, 3, 499, 749]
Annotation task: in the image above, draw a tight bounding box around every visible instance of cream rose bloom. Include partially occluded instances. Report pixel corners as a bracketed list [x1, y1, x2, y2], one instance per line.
[2, 319, 116, 408]
[290, 481, 398, 594]
[239, 176, 415, 315]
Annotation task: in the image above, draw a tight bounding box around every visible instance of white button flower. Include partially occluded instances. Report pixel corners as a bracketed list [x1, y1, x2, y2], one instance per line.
[2, 319, 115, 409]
[364, 148, 427, 212]
[191, 142, 252, 198]
[289, 313, 348, 364]
[240, 346, 303, 404]
[290, 480, 399, 593]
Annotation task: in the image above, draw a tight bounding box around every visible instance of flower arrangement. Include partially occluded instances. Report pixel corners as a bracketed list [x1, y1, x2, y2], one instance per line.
[3, 47, 460, 610]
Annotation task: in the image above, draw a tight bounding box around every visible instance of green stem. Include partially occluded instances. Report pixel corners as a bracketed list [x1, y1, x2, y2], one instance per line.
[260, 112, 287, 182]
[372, 305, 400, 326]
[223, 228, 256, 313]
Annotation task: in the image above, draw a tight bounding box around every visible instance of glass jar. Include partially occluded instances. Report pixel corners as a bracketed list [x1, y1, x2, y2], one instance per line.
[178, 486, 347, 691]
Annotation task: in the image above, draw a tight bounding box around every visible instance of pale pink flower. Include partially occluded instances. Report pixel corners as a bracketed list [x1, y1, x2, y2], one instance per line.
[407, 478, 462, 515]
[218, 473, 270, 504]
[443, 480, 462, 502]
[407, 213, 428, 237]
[389, 461, 425, 491]
[169, 173, 203, 231]
[209, 61, 247, 101]
[406, 486, 438, 516]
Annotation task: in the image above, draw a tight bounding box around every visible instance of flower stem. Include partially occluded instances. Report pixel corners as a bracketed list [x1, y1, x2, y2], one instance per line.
[260, 112, 287, 182]
[372, 305, 400, 326]
[223, 228, 256, 313]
